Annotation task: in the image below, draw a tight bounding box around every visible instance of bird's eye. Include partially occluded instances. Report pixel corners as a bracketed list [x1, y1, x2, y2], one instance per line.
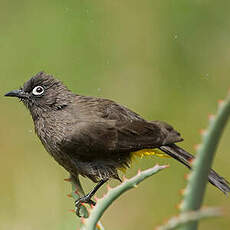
[32, 86, 45, 96]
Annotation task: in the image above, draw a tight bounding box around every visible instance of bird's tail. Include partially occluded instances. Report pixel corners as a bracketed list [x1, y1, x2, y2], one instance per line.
[159, 144, 230, 194]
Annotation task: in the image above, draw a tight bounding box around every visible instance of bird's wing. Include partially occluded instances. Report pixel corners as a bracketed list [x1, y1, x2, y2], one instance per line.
[59, 119, 183, 159]
[74, 95, 146, 122]
[59, 120, 118, 158]
[116, 120, 183, 151]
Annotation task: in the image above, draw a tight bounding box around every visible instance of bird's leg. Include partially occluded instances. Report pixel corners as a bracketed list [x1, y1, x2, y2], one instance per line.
[75, 179, 108, 216]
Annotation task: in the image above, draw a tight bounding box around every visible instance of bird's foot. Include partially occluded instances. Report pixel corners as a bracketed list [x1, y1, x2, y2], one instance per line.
[75, 195, 96, 217]
[74, 179, 108, 217]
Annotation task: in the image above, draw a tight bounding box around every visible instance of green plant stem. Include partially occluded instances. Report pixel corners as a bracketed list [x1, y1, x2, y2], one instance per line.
[70, 177, 104, 229]
[156, 208, 222, 230]
[180, 94, 230, 230]
[80, 164, 168, 230]
[70, 176, 89, 218]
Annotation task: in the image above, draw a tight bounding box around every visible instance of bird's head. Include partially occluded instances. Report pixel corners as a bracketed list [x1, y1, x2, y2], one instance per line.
[5, 72, 74, 119]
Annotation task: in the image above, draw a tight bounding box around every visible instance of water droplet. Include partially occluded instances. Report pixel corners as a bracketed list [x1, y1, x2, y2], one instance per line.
[174, 34, 178, 40]
[201, 73, 209, 79]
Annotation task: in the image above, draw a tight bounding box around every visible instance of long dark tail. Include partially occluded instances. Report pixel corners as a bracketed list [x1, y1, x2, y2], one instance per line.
[159, 144, 230, 194]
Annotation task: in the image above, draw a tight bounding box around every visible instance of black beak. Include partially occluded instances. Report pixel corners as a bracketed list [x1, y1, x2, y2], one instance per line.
[4, 89, 27, 98]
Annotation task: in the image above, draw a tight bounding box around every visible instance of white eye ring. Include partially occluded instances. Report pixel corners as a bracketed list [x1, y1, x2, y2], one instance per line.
[32, 86, 44, 96]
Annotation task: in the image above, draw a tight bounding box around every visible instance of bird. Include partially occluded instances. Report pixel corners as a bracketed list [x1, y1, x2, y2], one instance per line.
[5, 71, 230, 216]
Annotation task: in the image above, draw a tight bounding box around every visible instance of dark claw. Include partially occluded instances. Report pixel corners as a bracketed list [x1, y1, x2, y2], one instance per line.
[75, 195, 96, 217]
[74, 179, 108, 217]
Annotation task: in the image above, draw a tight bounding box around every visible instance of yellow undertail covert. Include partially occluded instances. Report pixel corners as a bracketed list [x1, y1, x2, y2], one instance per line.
[131, 148, 170, 159]
[119, 148, 170, 173]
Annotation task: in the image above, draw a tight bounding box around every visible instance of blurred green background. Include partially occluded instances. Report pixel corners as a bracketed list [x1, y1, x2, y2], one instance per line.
[0, 0, 230, 229]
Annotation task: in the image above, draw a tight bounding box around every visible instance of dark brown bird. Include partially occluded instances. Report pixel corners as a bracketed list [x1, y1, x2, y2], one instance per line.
[5, 72, 230, 215]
